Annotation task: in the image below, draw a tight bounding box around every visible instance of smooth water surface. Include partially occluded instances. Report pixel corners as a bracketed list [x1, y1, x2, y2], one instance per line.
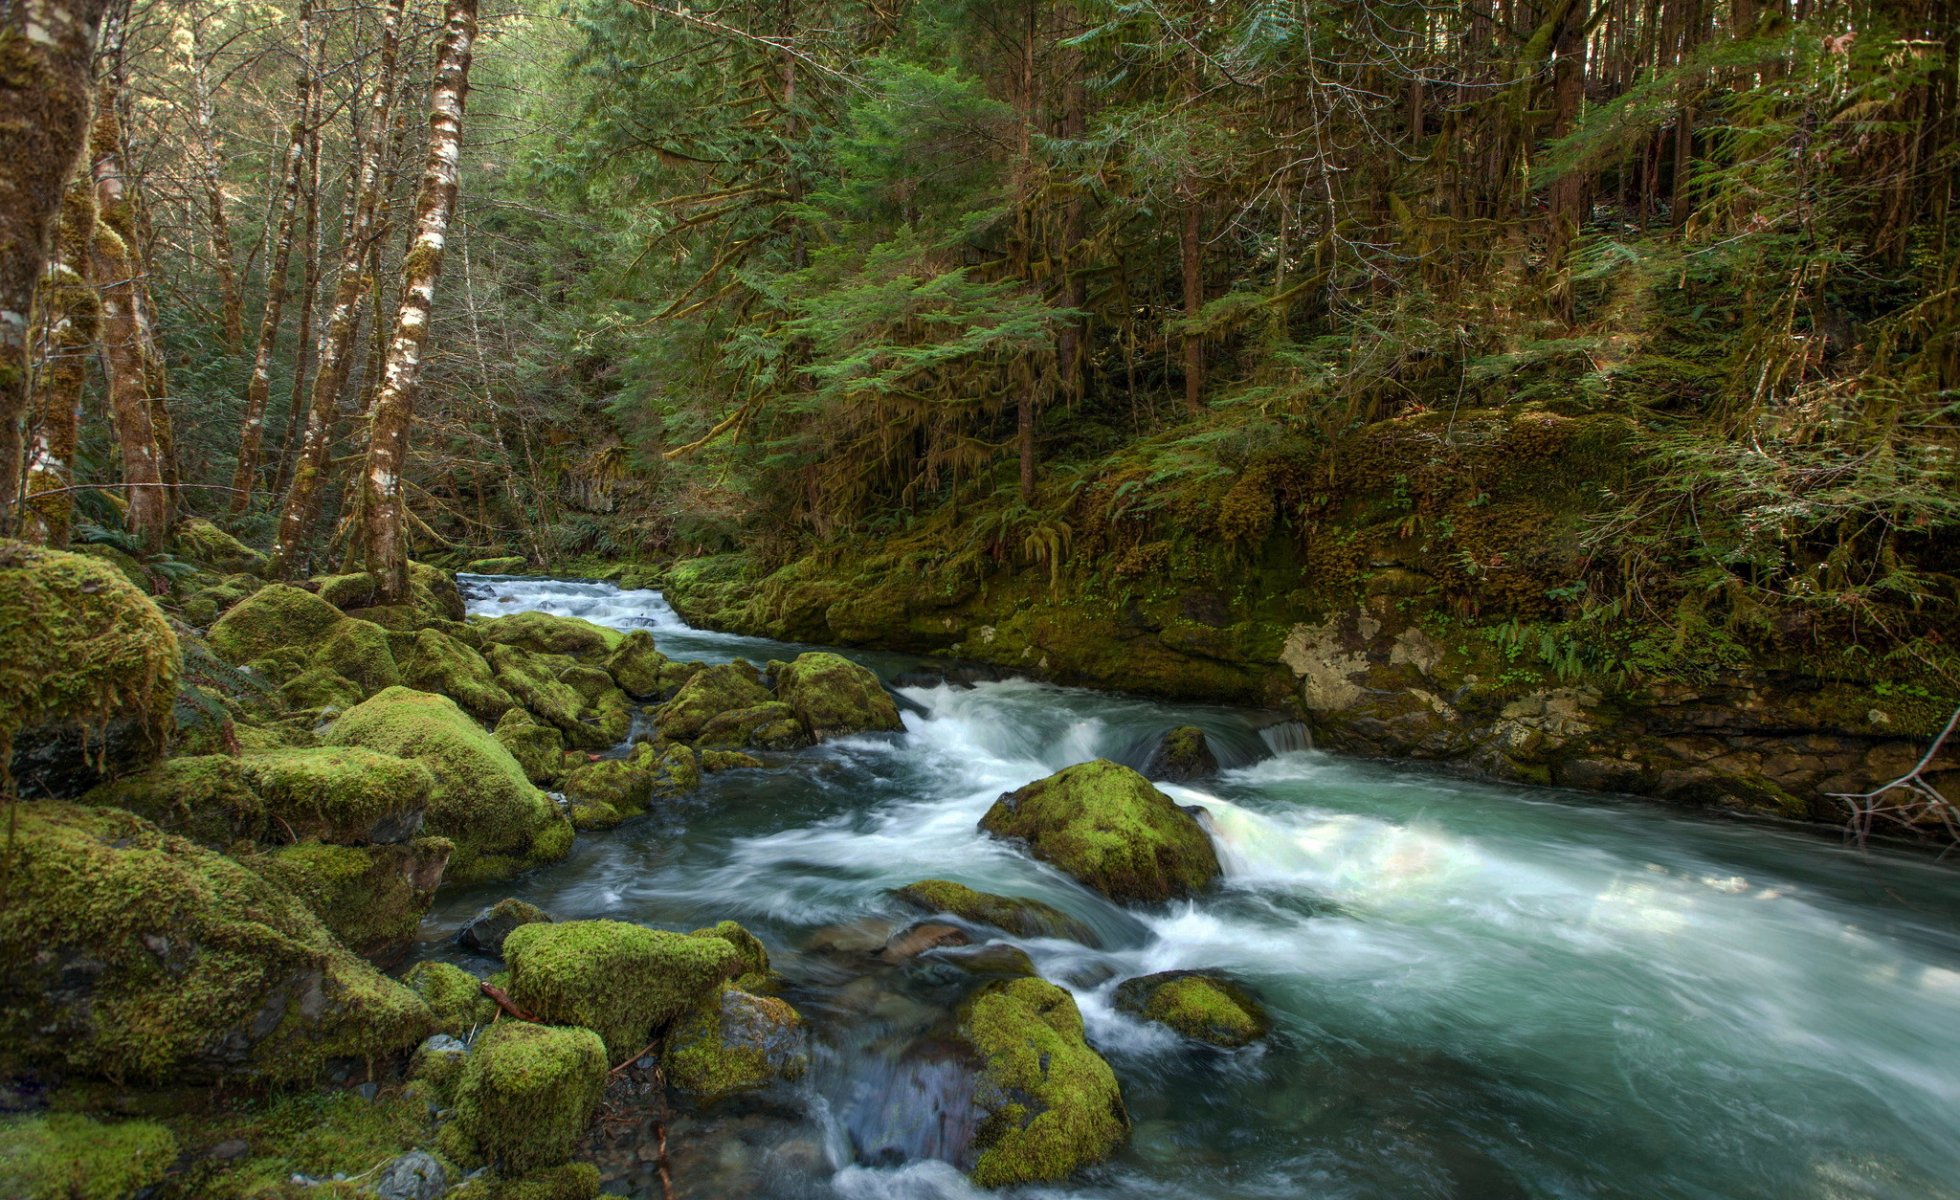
[437, 575, 1960, 1200]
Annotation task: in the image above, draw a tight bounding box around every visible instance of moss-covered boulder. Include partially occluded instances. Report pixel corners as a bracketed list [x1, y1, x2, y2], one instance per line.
[503, 920, 744, 1059]
[662, 985, 809, 1098]
[460, 897, 553, 957]
[690, 919, 781, 993]
[0, 542, 179, 793]
[695, 701, 811, 750]
[82, 753, 267, 846]
[246, 837, 452, 961]
[979, 760, 1222, 903]
[894, 880, 1098, 946]
[237, 745, 434, 844]
[207, 583, 345, 665]
[1142, 725, 1219, 782]
[958, 977, 1129, 1187]
[315, 562, 465, 627]
[173, 517, 267, 575]
[395, 627, 515, 722]
[404, 961, 499, 1036]
[326, 687, 573, 883]
[0, 803, 432, 1083]
[700, 749, 764, 772]
[0, 1112, 177, 1200]
[494, 707, 567, 786]
[562, 751, 652, 830]
[655, 661, 770, 740]
[465, 555, 528, 575]
[485, 644, 626, 750]
[602, 629, 666, 697]
[180, 573, 262, 627]
[280, 665, 365, 713]
[477, 611, 620, 661]
[1112, 971, 1271, 1048]
[452, 1021, 608, 1173]
[774, 651, 903, 741]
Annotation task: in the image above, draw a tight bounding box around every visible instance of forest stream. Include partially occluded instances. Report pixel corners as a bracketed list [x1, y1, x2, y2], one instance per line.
[417, 575, 1960, 1200]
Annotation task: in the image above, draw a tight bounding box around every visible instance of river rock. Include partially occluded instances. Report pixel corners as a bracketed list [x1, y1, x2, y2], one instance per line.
[493, 707, 568, 786]
[957, 977, 1130, 1187]
[979, 759, 1222, 903]
[1142, 725, 1219, 781]
[369, 1149, 447, 1200]
[662, 985, 809, 1098]
[403, 962, 498, 1037]
[603, 629, 668, 697]
[656, 662, 772, 740]
[772, 651, 904, 740]
[503, 919, 744, 1058]
[894, 879, 1098, 945]
[459, 897, 553, 957]
[882, 921, 972, 963]
[1112, 970, 1271, 1048]
[449, 1021, 608, 1173]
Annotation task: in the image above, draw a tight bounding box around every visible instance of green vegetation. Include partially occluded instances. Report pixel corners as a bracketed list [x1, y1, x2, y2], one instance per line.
[502, 919, 743, 1058]
[980, 760, 1222, 903]
[894, 879, 1097, 945]
[450, 1022, 608, 1173]
[0, 1113, 177, 1200]
[1112, 971, 1272, 1048]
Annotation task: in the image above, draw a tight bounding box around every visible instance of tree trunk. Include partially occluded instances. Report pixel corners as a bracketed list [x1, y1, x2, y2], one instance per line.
[23, 174, 99, 546]
[269, 0, 405, 579]
[273, 99, 327, 498]
[230, 0, 318, 514]
[188, 32, 245, 357]
[0, 0, 112, 535]
[354, 0, 477, 601]
[1180, 198, 1203, 414]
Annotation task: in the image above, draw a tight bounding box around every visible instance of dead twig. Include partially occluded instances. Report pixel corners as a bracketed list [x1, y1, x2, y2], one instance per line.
[1829, 705, 1960, 855]
[479, 981, 537, 1022]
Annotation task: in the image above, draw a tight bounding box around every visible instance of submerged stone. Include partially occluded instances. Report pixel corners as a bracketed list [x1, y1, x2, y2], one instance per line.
[893, 879, 1098, 946]
[773, 651, 904, 740]
[1112, 970, 1271, 1048]
[503, 919, 744, 1059]
[979, 759, 1221, 903]
[0, 1112, 177, 1200]
[459, 897, 553, 958]
[1142, 725, 1219, 782]
[451, 1021, 608, 1173]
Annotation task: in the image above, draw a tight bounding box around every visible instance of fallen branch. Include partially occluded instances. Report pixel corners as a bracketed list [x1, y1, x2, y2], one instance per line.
[1829, 705, 1960, 854]
[479, 981, 537, 1022]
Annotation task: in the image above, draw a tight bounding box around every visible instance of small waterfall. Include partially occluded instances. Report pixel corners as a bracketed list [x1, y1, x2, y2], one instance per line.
[1259, 719, 1313, 755]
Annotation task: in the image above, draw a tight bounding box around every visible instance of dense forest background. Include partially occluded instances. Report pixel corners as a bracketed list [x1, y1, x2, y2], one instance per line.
[4, 0, 1958, 696]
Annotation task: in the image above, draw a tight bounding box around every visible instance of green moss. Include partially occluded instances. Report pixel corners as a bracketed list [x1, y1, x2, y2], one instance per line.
[503, 920, 743, 1059]
[207, 583, 345, 665]
[326, 687, 572, 883]
[979, 759, 1221, 903]
[700, 749, 764, 771]
[400, 627, 516, 721]
[173, 517, 266, 574]
[314, 617, 402, 695]
[655, 662, 770, 740]
[460, 897, 553, 957]
[689, 919, 781, 991]
[493, 708, 568, 786]
[316, 564, 465, 628]
[486, 644, 609, 748]
[0, 541, 179, 777]
[662, 985, 808, 1097]
[279, 665, 365, 712]
[563, 751, 654, 830]
[695, 701, 811, 750]
[179, 576, 259, 627]
[959, 977, 1129, 1187]
[0, 1113, 176, 1200]
[465, 556, 529, 574]
[0, 802, 432, 1083]
[83, 754, 267, 846]
[155, 1087, 429, 1199]
[1111, 971, 1270, 1047]
[409, 1032, 471, 1103]
[601, 630, 666, 697]
[452, 1021, 608, 1173]
[894, 880, 1097, 945]
[1142, 725, 1218, 782]
[244, 837, 452, 960]
[477, 611, 622, 661]
[773, 651, 903, 740]
[237, 745, 435, 844]
[488, 1162, 602, 1200]
[404, 961, 498, 1036]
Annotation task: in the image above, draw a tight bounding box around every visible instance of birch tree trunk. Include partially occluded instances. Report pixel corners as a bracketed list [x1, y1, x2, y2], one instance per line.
[355, 0, 476, 601]
[268, 0, 405, 579]
[0, 0, 112, 534]
[187, 29, 245, 356]
[23, 174, 99, 546]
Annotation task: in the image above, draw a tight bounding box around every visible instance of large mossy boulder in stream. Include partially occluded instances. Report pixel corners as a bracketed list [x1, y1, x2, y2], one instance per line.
[662, 985, 809, 1098]
[502, 920, 744, 1059]
[894, 880, 1098, 945]
[397, 627, 515, 722]
[603, 629, 668, 697]
[979, 760, 1222, 903]
[772, 651, 903, 740]
[477, 610, 620, 661]
[563, 742, 701, 830]
[958, 977, 1130, 1188]
[485, 643, 631, 750]
[0, 803, 432, 1084]
[494, 707, 568, 786]
[0, 542, 179, 794]
[655, 661, 770, 740]
[0, 1112, 178, 1200]
[326, 687, 573, 882]
[450, 1021, 608, 1173]
[313, 562, 466, 628]
[1112, 971, 1271, 1048]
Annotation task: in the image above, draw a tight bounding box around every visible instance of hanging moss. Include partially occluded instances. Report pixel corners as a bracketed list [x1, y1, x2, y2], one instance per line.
[0, 542, 179, 786]
[207, 583, 346, 665]
[399, 627, 516, 721]
[959, 977, 1130, 1187]
[0, 1113, 176, 1200]
[502, 919, 743, 1059]
[894, 880, 1098, 945]
[326, 687, 572, 883]
[1111, 971, 1271, 1048]
[979, 759, 1221, 903]
[773, 651, 904, 740]
[404, 961, 500, 1036]
[0, 802, 432, 1083]
[451, 1021, 608, 1173]
[244, 837, 452, 961]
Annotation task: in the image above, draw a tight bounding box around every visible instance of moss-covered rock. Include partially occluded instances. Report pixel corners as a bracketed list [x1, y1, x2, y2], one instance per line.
[280, 665, 365, 713]
[179, 574, 261, 627]
[409, 1032, 471, 1103]
[1112, 970, 1271, 1048]
[1142, 725, 1219, 782]
[494, 707, 567, 786]
[405, 961, 499, 1036]
[246, 837, 452, 961]
[601, 629, 666, 697]
[207, 583, 345, 665]
[82, 753, 267, 846]
[477, 611, 620, 661]
[894, 880, 1098, 945]
[774, 651, 904, 740]
[662, 985, 809, 1098]
[315, 562, 466, 628]
[690, 919, 781, 992]
[452, 1021, 608, 1173]
[237, 745, 434, 844]
[465, 556, 528, 575]
[396, 627, 516, 722]
[562, 750, 653, 830]
[503, 920, 743, 1059]
[326, 687, 573, 883]
[695, 701, 811, 750]
[460, 897, 553, 957]
[477, 1162, 603, 1200]
[700, 749, 764, 772]
[655, 662, 770, 740]
[309, 617, 402, 696]
[958, 976, 1129, 1187]
[0, 541, 179, 792]
[0, 1112, 177, 1200]
[485, 644, 625, 750]
[173, 517, 266, 575]
[979, 759, 1221, 903]
[0, 802, 432, 1083]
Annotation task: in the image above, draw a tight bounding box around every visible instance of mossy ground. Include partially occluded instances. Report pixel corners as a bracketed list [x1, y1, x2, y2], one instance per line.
[979, 759, 1221, 903]
[0, 1112, 176, 1200]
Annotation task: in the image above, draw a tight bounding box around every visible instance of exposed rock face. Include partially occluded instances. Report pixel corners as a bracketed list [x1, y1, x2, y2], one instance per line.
[1141, 726, 1218, 782]
[459, 897, 553, 958]
[773, 651, 904, 740]
[980, 760, 1222, 903]
[1112, 970, 1271, 1048]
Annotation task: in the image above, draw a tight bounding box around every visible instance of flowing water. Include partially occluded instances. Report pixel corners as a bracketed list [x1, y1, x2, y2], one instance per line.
[432, 576, 1960, 1200]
